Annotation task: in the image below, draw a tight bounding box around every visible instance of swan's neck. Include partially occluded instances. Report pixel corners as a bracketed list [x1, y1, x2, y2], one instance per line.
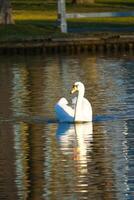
[74, 88, 84, 121]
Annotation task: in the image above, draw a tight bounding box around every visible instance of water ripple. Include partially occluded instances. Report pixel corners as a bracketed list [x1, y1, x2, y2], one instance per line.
[0, 54, 134, 199]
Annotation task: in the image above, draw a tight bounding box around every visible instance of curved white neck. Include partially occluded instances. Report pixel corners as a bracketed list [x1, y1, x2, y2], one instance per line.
[74, 88, 84, 121]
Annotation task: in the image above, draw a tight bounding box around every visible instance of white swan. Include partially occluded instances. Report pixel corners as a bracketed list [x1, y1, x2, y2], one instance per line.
[55, 82, 92, 122]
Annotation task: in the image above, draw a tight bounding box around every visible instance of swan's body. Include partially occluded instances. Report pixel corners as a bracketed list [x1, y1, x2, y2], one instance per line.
[55, 82, 92, 122]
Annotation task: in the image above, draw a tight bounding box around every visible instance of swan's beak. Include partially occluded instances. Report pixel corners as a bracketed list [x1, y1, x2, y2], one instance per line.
[71, 85, 77, 94]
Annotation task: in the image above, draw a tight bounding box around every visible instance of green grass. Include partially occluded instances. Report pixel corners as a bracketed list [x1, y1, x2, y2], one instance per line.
[0, 0, 134, 41]
[0, 21, 61, 41]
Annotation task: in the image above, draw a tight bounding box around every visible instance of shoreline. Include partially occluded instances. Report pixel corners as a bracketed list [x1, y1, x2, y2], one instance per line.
[0, 34, 134, 55]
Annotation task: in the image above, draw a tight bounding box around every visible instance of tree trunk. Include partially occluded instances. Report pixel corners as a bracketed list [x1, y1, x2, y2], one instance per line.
[0, 0, 14, 24]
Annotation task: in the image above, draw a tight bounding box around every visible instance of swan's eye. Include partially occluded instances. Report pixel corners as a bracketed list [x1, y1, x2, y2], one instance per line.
[74, 85, 78, 89]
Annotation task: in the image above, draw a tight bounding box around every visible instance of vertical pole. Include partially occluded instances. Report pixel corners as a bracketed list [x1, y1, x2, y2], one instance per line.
[58, 0, 67, 33]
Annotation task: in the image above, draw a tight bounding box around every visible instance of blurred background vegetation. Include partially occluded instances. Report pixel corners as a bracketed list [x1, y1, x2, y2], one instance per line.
[0, 0, 134, 41]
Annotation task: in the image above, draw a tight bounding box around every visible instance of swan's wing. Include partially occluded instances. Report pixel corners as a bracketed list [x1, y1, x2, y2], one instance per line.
[57, 97, 69, 105]
[63, 96, 91, 121]
[82, 98, 92, 120]
[55, 98, 74, 122]
[72, 97, 92, 121]
[72, 97, 92, 113]
[82, 98, 92, 112]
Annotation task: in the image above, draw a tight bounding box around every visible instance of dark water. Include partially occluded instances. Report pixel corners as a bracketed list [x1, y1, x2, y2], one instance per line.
[0, 53, 134, 200]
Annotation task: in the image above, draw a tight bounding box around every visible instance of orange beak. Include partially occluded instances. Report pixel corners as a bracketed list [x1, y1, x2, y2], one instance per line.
[71, 85, 77, 94]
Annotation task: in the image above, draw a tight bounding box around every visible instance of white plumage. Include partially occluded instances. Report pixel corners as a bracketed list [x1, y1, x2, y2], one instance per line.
[55, 82, 92, 122]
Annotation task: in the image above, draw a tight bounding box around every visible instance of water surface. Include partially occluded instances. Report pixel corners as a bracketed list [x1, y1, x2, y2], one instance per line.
[0, 53, 134, 199]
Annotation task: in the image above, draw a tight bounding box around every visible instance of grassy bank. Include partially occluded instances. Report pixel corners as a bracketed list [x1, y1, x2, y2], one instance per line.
[0, 0, 134, 41]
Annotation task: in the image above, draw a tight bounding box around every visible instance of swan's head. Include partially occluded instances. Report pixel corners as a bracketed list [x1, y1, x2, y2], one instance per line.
[71, 82, 85, 94]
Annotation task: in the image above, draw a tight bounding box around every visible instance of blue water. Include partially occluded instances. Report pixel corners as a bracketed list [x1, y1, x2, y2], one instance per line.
[0, 53, 134, 199]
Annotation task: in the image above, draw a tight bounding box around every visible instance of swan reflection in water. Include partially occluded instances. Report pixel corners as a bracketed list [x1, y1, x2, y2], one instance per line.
[56, 122, 93, 174]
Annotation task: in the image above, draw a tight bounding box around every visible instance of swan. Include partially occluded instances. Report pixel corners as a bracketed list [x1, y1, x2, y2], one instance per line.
[55, 82, 92, 122]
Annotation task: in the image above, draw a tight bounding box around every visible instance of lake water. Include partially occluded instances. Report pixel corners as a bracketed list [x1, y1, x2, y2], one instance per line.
[0, 53, 134, 200]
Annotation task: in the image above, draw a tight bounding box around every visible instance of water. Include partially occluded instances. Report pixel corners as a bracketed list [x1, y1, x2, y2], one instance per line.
[0, 53, 134, 200]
